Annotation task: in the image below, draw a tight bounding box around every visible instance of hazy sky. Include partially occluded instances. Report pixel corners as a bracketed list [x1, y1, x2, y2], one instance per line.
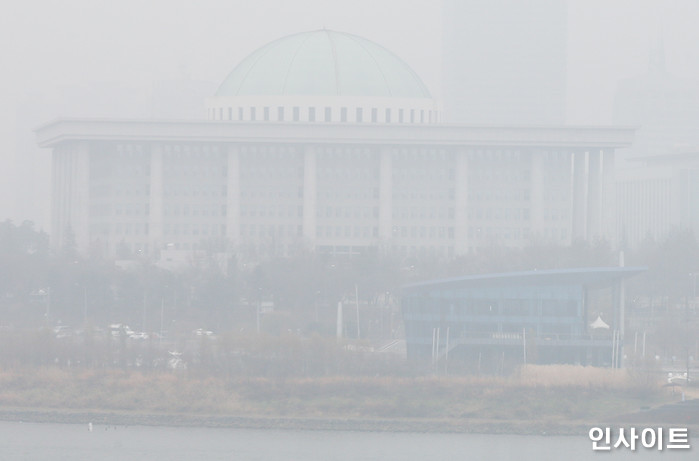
[2, 0, 699, 228]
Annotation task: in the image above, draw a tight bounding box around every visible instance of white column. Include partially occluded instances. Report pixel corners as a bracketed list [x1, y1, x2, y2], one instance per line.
[225, 145, 241, 249]
[600, 149, 616, 244]
[454, 149, 469, 254]
[567, 151, 575, 245]
[586, 149, 603, 239]
[378, 147, 393, 241]
[571, 150, 589, 240]
[303, 145, 317, 243]
[148, 144, 164, 253]
[530, 149, 545, 238]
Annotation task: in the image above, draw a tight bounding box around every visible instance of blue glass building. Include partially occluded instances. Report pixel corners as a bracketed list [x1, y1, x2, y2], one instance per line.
[402, 267, 645, 368]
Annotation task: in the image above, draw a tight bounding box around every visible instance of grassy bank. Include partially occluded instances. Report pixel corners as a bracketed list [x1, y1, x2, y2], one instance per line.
[0, 365, 677, 431]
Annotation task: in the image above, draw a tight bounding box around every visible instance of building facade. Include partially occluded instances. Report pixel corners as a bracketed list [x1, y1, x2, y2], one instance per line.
[36, 30, 632, 261]
[616, 150, 699, 246]
[402, 267, 644, 367]
[37, 121, 632, 260]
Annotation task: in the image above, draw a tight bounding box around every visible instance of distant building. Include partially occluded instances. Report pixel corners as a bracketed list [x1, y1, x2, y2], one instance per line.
[35, 30, 632, 261]
[442, 0, 568, 124]
[613, 42, 699, 161]
[612, 41, 699, 247]
[616, 150, 699, 246]
[401, 267, 645, 367]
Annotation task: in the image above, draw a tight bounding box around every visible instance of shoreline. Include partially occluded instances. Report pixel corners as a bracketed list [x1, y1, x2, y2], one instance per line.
[0, 400, 699, 437]
[0, 407, 591, 435]
[5, 406, 697, 436]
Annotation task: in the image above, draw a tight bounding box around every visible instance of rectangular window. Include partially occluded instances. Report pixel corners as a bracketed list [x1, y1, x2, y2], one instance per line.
[228, 107, 232, 120]
[277, 106, 285, 121]
[356, 107, 363, 122]
[264, 107, 270, 121]
[308, 107, 316, 122]
[341, 107, 348, 122]
[385, 108, 391, 123]
[399, 109, 404, 123]
[250, 107, 256, 121]
[325, 106, 332, 121]
[371, 108, 378, 123]
[238, 107, 244, 120]
[293, 106, 300, 121]
[410, 109, 415, 123]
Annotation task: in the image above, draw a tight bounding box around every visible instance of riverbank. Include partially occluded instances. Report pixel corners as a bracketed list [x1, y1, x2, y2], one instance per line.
[0, 365, 691, 435]
[0, 407, 594, 434]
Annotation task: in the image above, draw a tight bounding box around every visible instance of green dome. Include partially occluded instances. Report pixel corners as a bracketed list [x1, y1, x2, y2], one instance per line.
[215, 30, 431, 99]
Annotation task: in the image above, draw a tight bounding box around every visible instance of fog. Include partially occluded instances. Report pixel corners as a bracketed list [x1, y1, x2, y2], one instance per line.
[3, 0, 699, 226]
[1, 0, 699, 456]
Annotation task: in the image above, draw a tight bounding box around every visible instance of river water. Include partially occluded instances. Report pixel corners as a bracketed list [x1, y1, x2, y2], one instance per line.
[0, 421, 691, 460]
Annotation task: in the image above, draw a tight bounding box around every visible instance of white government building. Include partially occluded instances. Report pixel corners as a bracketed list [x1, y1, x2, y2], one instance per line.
[36, 30, 633, 261]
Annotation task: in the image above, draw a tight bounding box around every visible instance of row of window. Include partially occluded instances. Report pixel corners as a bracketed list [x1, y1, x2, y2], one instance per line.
[163, 223, 226, 237]
[469, 208, 531, 221]
[316, 226, 379, 239]
[391, 189, 454, 201]
[469, 190, 530, 202]
[241, 205, 302, 219]
[241, 187, 302, 200]
[317, 206, 379, 220]
[318, 189, 379, 200]
[467, 207, 569, 222]
[316, 168, 379, 182]
[240, 224, 303, 238]
[241, 165, 302, 179]
[162, 185, 227, 197]
[392, 169, 454, 182]
[391, 226, 455, 240]
[212, 105, 438, 124]
[392, 207, 454, 220]
[91, 164, 150, 179]
[163, 165, 227, 177]
[470, 169, 531, 183]
[163, 204, 227, 217]
[161, 144, 220, 156]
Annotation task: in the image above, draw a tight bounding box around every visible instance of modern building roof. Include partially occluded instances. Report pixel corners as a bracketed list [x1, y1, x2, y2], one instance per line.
[403, 267, 647, 292]
[214, 29, 431, 99]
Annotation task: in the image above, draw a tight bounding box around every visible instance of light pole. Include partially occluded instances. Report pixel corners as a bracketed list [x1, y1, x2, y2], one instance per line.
[83, 286, 88, 325]
[686, 273, 698, 383]
[44, 287, 51, 322]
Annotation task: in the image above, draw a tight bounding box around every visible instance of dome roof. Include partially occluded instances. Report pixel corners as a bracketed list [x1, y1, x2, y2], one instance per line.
[215, 30, 431, 99]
